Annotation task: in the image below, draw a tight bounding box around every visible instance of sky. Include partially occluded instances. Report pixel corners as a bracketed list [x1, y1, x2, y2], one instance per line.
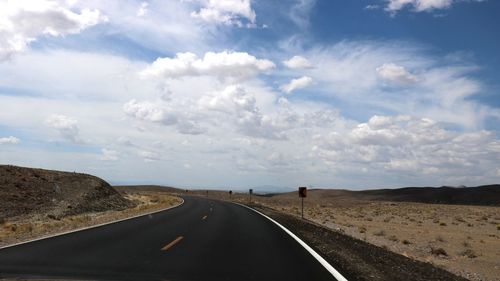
[0, 0, 499, 190]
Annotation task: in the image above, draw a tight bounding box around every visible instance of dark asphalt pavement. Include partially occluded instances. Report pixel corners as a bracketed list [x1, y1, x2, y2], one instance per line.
[0, 196, 336, 281]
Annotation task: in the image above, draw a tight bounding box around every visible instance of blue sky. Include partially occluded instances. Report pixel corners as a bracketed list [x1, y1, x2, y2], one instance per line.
[0, 0, 499, 189]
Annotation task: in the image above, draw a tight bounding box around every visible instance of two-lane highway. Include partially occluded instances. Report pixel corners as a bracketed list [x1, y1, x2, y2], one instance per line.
[0, 196, 337, 280]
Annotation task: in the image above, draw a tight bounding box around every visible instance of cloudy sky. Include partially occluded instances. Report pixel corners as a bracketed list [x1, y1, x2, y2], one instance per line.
[0, 0, 499, 189]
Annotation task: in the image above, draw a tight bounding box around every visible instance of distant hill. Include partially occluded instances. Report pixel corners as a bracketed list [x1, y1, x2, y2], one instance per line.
[356, 185, 500, 206]
[0, 165, 134, 219]
[274, 185, 500, 206]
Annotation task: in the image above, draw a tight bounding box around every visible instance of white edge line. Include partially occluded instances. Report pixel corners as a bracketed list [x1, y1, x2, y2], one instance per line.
[0, 198, 185, 250]
[234, 202, 348, 281]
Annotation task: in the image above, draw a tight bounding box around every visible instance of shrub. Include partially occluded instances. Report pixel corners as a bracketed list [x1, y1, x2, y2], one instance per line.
[402, 239, 411, 245]
[358, 226, 367, 233]
[459, 249, 477, 258]
[435, 235, 445, 242]
[431, 247, 448, 256]
[388, 235, 399, 242]
[439, 222, 447, 226]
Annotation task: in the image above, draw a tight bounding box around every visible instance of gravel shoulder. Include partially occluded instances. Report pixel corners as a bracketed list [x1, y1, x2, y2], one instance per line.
[251, 203, 468, 281]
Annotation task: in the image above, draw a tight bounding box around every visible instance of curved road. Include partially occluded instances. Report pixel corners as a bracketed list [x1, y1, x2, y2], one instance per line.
[0, 196, 336, 280]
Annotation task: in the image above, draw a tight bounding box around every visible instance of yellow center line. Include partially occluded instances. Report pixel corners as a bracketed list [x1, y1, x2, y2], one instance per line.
[202, 215, 208, 220]
[161, 236, 184, 251]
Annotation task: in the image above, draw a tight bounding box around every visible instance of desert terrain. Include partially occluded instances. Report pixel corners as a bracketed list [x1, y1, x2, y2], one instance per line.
[213, 187, 500, 281]
[0, 165, 181, 247]
[1, 165, 498, 280]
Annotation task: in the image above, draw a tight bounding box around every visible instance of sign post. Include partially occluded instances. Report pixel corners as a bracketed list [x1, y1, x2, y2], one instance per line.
[249, 188, 253, 203]
[298, 187, 307, 219]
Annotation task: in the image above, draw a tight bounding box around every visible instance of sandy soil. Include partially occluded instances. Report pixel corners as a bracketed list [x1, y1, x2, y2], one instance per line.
[0, 191, 182, 248]
[196, 190, 499, 281]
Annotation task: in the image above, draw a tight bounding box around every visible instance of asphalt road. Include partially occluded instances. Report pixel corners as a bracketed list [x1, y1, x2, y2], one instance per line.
[0, 196, 336, 281]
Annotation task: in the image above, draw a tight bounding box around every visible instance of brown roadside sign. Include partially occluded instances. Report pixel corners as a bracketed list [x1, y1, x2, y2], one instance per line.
[298, 187, 307, 198]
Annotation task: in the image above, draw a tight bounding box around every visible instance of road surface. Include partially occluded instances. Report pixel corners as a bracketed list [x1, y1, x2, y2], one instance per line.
[0, 196, 336, 280]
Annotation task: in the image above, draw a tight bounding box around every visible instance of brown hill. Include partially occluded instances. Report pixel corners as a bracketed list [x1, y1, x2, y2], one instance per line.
[0, 165, 134, 220]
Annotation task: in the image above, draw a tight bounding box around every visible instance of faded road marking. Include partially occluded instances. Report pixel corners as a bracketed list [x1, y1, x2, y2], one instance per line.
[161, 236, 184, 251]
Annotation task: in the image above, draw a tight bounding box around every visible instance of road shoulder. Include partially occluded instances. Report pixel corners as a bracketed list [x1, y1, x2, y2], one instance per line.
[250, 204, 468, 281]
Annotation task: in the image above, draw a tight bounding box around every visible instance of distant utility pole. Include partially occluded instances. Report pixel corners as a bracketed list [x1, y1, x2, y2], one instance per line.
[249, 188, 253, 203]
[298, 187, 307, 219]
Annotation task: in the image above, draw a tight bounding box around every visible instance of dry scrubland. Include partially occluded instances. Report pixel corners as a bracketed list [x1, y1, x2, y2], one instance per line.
[0, 166, 182, 248]
[220, 191, 499, 281]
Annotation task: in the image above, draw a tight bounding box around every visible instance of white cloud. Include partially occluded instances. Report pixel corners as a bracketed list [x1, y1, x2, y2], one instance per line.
[140, 51, 275, 81]
[289, 0, 316, 29]
[100, 148, 119, 161]
[302, 41, 498, 129]
[280, 76, 313, 93]
[138, 150, 161, 162]
[136, 2, 149, 17]
[384, 0, 483, 13]
[45, 114, 80, 143]
[0, 0, 107, 60]
[312, 115, 500, 185]
[191, 0, 256, 27]
[376, 63, 418, 84]
[283, 55, 313, 69]
[123, 100, 177, 126]
[0, 136, 20, 145]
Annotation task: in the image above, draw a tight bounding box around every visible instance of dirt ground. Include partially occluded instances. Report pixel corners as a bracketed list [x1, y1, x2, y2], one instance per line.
[223, 191, 500, 281]
[253, 204, 467, 281]
[0, 191, 182, 248]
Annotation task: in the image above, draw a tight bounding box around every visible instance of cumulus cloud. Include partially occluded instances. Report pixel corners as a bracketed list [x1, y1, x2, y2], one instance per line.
[0, 136, 20, 145]
[283, 55, 313, 69]
[191, 0, 256, 27]
[0, 0, 107, 60]
[100, 148, 119, 161]
[45, 114, 80, 143]
[140, 51, 275, 81]
[280, 76, 313, 93]
[283, 56, 312, 69]
[198, 85, 286, 139]
[376, 63, 418, 84]
[123, 100, 177, 126]
[384, 0, 483, 13]
[312, 115, 500, 181]
[123, 99, 205, 135]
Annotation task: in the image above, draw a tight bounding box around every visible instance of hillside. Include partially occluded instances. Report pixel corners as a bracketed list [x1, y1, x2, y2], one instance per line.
[114, 185, 183, 194]
[0, 165, 134, 219]
[266, 185, 500, 206]
[356, 185, 500, 206]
